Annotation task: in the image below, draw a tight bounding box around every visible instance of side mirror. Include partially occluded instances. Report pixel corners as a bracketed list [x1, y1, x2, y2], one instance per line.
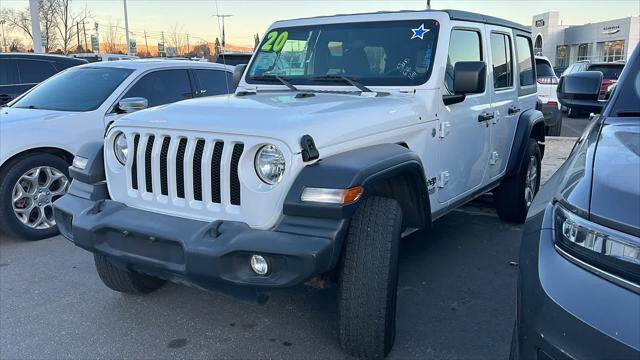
[233, 64, 247, 88]
[118, 97, 148, 113]
[557, 71, 605, 113]
[443, 61, 486, 106]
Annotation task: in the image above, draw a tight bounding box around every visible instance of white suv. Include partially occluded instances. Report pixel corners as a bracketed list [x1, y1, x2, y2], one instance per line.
[0, 60, 234, 240]
[54, 10, 545, 358]
[535, 55, 562, 135]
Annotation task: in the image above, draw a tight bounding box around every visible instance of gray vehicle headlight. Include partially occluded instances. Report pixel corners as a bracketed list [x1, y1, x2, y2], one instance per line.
[254, 144, 285, 185]
[113, 132, 129, 165]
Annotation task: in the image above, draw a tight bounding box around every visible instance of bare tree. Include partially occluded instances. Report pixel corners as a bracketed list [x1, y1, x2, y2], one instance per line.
[103, 19, 123, 53]
[39, 0, 60, 52]
[9, 37, 25, 52]
[166, 23, 186, 55]
[0, 8, 33, 40]
[55, 0, 91, 54]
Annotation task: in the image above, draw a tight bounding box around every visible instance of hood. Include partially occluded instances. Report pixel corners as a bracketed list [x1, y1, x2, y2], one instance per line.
[113, 92, 420, 152]
[0, 107, 82, 126]
[589, 118, 640, 235]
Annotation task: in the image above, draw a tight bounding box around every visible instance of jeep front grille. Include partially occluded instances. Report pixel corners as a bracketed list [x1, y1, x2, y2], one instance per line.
[128, 133, 245, 206]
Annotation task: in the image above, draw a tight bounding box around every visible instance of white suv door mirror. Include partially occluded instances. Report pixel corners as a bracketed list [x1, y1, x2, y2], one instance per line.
[118, 97, 148, 113]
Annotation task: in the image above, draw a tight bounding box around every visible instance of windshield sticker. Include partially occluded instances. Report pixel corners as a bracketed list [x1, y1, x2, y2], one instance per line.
[261, 31, 289, 52]
[411, 24, 429, 40]
[396, 58, 418, 80]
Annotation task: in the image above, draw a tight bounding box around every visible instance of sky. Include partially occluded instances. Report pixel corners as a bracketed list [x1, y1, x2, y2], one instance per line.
[2, 0, 639, 48]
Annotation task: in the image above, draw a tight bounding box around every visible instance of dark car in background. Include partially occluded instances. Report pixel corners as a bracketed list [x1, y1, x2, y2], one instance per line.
[512, 44, 639, 360]
[0, 53, 87, 105]
[215, 52, 252, 66]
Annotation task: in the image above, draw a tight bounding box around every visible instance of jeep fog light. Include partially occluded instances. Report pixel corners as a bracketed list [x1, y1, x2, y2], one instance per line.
[301, 186, 364, 204]
[250, 255, 269, 275]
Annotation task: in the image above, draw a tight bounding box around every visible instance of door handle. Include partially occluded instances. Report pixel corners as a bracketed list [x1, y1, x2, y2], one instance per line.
[478, 112, 494, 122]
[508, 106, 521, 115]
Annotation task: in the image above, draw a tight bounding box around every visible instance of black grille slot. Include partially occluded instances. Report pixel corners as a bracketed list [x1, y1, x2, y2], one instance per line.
[131, 134, 139, 190]
[192, 140, 205, 201]
[230, 143, 244, 206]
[176, 138, 187, 198]
[144, 135, 155, 193]
[211, 142, 224, 203]
[159, 137, 170, 196]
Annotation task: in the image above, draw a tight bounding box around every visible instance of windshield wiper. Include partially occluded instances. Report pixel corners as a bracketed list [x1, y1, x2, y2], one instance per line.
[251, 74, 298, 91]
[311, 75, 373, 93]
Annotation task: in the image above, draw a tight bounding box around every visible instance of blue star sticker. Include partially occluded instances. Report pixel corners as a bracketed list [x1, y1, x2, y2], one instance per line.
[411, 24, 429, 40]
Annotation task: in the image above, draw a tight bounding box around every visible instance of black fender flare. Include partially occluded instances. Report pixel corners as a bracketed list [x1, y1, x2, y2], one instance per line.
[283, 143, 431, 229]
[504, 109, 545, 178]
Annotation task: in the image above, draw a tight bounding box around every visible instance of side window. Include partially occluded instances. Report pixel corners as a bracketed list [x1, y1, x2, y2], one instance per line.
[0, 59, 20, 85]
[124, 69, 193, 108]
[17, 60, 57, 84]
[515, 36, 535, 86]
[193, 69, 235, 96]
[446, 29, 482, 92]
[490, 33, 513, 89]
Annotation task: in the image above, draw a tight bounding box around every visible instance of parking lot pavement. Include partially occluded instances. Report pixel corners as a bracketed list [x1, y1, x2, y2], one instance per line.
[560, 112, 590, 137]
[0, 139, 576, 360]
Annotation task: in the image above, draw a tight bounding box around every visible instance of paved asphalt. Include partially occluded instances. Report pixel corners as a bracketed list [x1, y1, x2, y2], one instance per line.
[0, 113, 586, 360]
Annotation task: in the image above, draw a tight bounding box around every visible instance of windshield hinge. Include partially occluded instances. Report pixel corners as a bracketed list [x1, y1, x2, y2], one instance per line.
[300, 134, 319, 162]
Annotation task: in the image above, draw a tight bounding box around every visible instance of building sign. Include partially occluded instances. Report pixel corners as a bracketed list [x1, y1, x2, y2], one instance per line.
[157, 42, 165, 56]
[90, 35, 99, 52]
[603, 25, 621, 35]
[535, 19, 545, 28]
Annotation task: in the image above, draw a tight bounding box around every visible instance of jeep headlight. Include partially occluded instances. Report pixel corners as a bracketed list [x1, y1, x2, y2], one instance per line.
[113, 132, 129, 165]
[254, 144, 285, 185]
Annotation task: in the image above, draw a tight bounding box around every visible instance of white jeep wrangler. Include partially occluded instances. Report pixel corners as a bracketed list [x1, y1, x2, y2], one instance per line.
[54, 9, 544, 358]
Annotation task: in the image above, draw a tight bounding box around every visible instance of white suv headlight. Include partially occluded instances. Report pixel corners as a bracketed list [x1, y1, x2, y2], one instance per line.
[113, 132, 129, 165]
[254, 144, 285, 185]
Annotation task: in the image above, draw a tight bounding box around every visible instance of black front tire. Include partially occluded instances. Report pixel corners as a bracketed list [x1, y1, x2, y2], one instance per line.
[338, 196, 403, 359]
[494, 139, 542, 223]
[94, 254, 165, 294]
[0, 153, 70, 240]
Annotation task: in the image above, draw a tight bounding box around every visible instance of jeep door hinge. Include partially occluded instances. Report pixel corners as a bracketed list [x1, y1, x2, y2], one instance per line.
[438, 121, 451, 138]
[437, 171, 450, 188]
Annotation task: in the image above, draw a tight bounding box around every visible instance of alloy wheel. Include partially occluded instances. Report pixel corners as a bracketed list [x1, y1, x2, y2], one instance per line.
[524, 155, 539, 208]
[11, 166, 69, 230]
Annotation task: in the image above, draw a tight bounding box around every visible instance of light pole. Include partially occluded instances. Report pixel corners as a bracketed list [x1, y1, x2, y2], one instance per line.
[213, 14, 232, 47]
[29, 0, 43, 53]
[123, 0, 131, 54]
[0, 20, 6, 52]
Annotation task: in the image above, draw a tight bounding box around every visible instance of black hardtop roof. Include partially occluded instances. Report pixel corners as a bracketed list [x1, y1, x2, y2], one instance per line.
[0, 52, 87, 64]
[281, 9, 530, 33]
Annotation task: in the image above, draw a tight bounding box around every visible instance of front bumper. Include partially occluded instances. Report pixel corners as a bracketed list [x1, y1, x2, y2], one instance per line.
[516, 205, 640, 360]
[53, 182, 346, 298]
[540, 103, 561, 127]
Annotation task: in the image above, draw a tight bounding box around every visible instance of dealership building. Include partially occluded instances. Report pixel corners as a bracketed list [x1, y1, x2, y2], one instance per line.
[531, 12, 639, 68]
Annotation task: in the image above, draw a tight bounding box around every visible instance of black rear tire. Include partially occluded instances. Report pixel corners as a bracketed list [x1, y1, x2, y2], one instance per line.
[0, 153, 70, 240]
[338, 196, 403, 359]
[494, 139, 542, 223]
[94, 253, 165, 294]
[567, 107, 580, 118]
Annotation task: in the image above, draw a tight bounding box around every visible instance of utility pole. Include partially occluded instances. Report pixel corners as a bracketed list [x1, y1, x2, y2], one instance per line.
[213, 14, 232, 47]
[83, 21, 88, 52]
[426, 0, 431, 10]
[186, 33, 190, 55]
[161, 31, 165, 57]
[123, 0, 130, 54]
[143, 30, 149, 56]
[29, 0, 44, 53]
[0, 20, 6, 52]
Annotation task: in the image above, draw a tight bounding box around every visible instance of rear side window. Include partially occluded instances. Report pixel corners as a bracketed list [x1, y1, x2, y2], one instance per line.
[535, 58, 556, 77]
[124, 69, 193, 108]
[587, 65, 624, 80]
[193, 69, 235, 96]
[0, 59, 20, 85]
[515, 36, 535, 86]
[490, 33, 513, 89]
[446, 29, 482, 92]
[17, 59, 57, 83]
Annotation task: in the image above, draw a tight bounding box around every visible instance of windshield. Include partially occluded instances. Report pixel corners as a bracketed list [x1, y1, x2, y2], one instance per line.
[588, 64, 624, 80]
[247, 20, 439, 86]
[535, 59, 556, 77]
[12, 67, 133, 112]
